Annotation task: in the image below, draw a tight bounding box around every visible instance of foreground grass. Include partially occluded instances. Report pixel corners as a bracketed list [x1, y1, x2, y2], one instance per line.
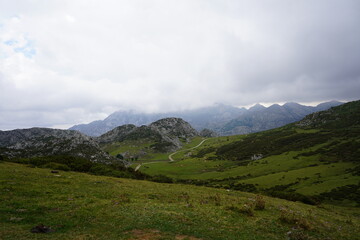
[1, 162, 360, 240]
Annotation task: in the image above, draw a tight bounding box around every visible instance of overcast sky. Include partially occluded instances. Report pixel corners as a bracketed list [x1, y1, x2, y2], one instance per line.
[0, 0, 360, 130]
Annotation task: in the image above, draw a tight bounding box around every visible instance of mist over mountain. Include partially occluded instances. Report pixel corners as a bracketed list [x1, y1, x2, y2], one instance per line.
[220, 101, 344, 135]
[70, 101, 343, 137]
[70, 103, 245, 136]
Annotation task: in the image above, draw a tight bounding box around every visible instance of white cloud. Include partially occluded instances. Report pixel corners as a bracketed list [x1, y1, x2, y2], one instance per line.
[0, 0, 359, 129]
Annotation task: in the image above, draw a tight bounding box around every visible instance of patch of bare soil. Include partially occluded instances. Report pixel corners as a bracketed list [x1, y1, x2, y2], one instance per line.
[127, 229, 203, 240]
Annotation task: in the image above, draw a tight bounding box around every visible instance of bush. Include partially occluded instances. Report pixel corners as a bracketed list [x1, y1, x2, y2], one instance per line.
[5, 154, 156, 181]
[226, 203, 255, 217]
[208, 194, 221, 206]
[286, 228, 310, 240]
[90, 164, 115, 176]
[266, 190, 319, 205]
[151, 174, 173, 183]
[241, 203, 255, 216]
[254, 195, 266, 210]
[41, 162, 71, 171]
[279, 208, 312, 230]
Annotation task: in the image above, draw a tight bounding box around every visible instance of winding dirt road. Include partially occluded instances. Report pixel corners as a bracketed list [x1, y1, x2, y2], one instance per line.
[168, 138, 209, 162]
[134, 138, 208, 171]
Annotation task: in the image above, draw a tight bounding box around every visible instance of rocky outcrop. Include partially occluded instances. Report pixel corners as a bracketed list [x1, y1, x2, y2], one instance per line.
[96, 124, 137, 144]
[199, 128, 218, 137]
[149, 118, 198, 139]
[97, 118, 199, 152]
[0, 128, 113, 162]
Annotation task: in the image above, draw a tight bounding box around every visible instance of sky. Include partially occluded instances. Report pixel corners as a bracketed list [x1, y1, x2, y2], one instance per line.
[0, 0, 360, 130]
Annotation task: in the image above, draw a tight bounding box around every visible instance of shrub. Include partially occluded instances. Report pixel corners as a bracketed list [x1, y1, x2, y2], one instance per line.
[90, 164, 114, 176]
[279, 208, 312, 230]
[241, 203, 255, 216]
[208, 194, 221, 206]
[286, 228, 310, 240]
[151, 174, 173, 183]
[226, 203, 254, 217]
[5, 155, 152, 181]
[178, 192, 191, 204]
[41, 162, 71, 171]
[266, 190, 319, 205]
[254, 195, 266, 210]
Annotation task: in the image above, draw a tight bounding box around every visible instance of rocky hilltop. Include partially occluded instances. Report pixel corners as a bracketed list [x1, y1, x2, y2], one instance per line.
[0, 128, 112, 162]
[97, 118, 198, 152]
[199, 128, 218, 137]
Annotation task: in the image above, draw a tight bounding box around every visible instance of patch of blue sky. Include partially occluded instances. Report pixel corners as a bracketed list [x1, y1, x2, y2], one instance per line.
[14, 45, 36, 58]
[0, 52, 8, 59]
[13, 39, 36, 58]
[4, 39, 17, 46]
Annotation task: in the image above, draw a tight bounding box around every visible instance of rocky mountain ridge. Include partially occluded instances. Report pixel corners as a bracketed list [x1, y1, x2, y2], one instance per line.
[70, 103, 245, 136]
[296, 100, 360, 129]
[70, 101, 343, 136]
[0, 128, 112, 162]
[219, 101, 343, 135]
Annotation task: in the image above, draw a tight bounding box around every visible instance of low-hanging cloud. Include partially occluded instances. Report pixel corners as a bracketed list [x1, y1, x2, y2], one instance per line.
[0, 0, 359, 130]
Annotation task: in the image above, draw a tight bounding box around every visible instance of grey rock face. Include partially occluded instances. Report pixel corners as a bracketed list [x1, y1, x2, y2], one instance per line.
[149, 118, 198, 139]
[97, 117, 199, 152]
[199, 128, 218, 138]
[149, 118, 198, 150]
[96, 124, 137, 144]
[0, 128, 112, 162]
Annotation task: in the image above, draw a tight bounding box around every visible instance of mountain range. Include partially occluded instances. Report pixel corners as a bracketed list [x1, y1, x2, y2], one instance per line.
[0, 118, 199, 162]
[70, 101, 343, 136]
[1, 100, 359, 240]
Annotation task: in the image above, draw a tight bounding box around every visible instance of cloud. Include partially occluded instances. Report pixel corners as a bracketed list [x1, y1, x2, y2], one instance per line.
[0, 0, 360, 129]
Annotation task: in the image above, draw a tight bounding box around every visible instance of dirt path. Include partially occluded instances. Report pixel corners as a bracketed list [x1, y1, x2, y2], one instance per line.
[168, 138, 208, 162]
[135, 138, 208, 171]
[134, 160, 164, 171]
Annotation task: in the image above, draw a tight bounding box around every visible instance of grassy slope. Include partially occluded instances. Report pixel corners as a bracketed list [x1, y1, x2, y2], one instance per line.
[102, 139, 169, 163]
[1, 162, 360, 240]
[139, 102, 360, 204]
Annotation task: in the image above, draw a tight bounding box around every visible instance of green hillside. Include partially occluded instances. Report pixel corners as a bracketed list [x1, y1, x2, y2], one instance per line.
[1, 162, 359, 240]
[139, 101, 360, 205]
[99, 118, 199, 162]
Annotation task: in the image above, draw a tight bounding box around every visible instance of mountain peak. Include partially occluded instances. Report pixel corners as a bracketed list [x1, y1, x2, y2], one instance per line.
[315, 101, 343, 111]
[150, 117, 198, 139]
[283, 102, 302, 107]
[249, 103, 266, 111]
[268, 103, 281, 108]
